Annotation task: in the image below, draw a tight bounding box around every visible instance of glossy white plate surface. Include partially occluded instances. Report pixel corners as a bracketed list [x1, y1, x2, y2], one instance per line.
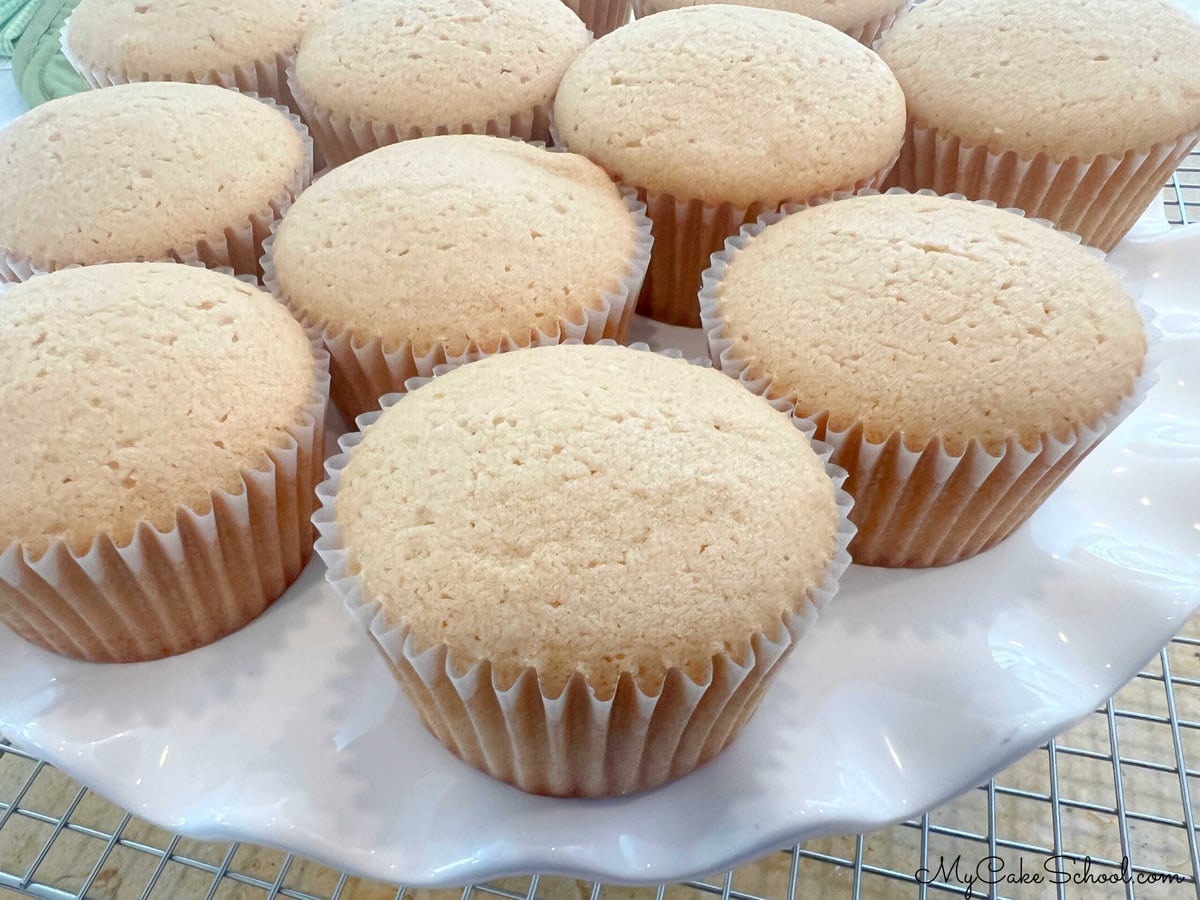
[1, 214, 1197, 886]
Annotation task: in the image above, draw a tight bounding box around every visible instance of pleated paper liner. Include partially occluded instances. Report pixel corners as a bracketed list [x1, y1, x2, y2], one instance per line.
[0, 93, 313, 284]
[630, 152, 899, 329]
[700, 189, 1161, 568]
[562, 0, 631, 38]
[632, 0, 911, 47]
[0, 332, 331, 664]
[313, 343, 855, 797]
[262, 179, 654, 423]
[885, 119, 1200, 252]
[853, 0, 911, 48]
[60, 15, 306, 115]
[286, 61, 559, 169]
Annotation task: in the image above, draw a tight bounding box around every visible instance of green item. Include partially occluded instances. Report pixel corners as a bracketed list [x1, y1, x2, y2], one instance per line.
[1, 0, 40, 57]
[11, 0, 85, 107]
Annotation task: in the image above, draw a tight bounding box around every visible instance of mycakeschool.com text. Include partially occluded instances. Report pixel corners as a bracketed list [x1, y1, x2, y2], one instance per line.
[915, 853, 1187, 898]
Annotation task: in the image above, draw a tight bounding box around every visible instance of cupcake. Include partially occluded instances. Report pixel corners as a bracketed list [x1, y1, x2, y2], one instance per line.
[264, 134, 651, 422]
[61, 0, 340, 114]
[553, 6, 906, 327]
[291, 0, 589, 167]
[315, 343, 853, 796]
[632, 0, 909, 47]
[0, 263, 329, 663]
[0, 82, 312, 282]
[878, 0, 1200, 252]
[701, 192, 1151, 568]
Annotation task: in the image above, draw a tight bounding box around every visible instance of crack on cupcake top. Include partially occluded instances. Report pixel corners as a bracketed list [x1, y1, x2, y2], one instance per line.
[66, 0, 341, 78]
[0, 263, 316, 555]
[553, 5, 906, 207]
[0, 83, 303, 269]
[715, 193, 1147, 454]
[271, 135, 636, 356]
[336, 344, 838, 697]
[295, 0, 588, 129]
[878, 0, 1200, 160]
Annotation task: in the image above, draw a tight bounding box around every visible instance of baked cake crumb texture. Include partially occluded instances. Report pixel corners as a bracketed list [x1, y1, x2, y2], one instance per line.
[717, 194, 1147, 453]
[0, 263, 316, 554]
[337, 344, 839, 697]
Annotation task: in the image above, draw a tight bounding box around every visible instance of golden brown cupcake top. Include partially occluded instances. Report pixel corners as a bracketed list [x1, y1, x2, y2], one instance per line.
[713, 193, 1147, 453]
[65, 0, 340, 79]
[0, 264, 316, 554]
[878, 0, 1200, 159]
[554, 5, 905, 207]
[294, 0, 588, 129]
[637, 0, 905, 36]
[0, 83, 304, 271]
[270, 135, 636, 356]
[336, 344, 839, 696]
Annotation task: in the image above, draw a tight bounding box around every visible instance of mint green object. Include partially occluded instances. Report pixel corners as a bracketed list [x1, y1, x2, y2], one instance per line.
[10, 0, 86, 106]
[1, 0, 40, 57]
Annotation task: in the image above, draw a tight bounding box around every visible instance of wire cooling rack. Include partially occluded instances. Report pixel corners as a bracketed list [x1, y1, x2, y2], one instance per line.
[2, 158, 1199, 900]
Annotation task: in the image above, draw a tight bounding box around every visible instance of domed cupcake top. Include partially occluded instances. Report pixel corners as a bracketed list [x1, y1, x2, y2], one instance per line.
[270, 135, 636, 356]
[712, 193, 1147, 452]
[65, 0, 341, 78]
[878, 0, 1200, 160]
[0, 263, 316, 553]
[294, 0, 588, 129]
[0, 82, 304, 270]
[335, 343, 839, 695]
[637, 0, 904, 36]
[554, 5, 906, 206]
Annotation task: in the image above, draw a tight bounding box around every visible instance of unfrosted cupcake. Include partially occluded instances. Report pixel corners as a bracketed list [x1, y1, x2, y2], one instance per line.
[291, 0, 589, 167]
[264, 135, 651, 422]
[632, 0, 909, 47]
[554, 6, 905, 327]
[878, 0, 1200, 251]
[701, 192, 1151, 567]
[0, 82, 311, 282]
[61, 0, 340, 113]
[0, 263, 329, 663]
[315, 343, 853, 796]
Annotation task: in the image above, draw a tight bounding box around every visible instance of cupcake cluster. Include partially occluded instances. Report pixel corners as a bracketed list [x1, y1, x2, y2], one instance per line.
[0, 0, 1190, 797]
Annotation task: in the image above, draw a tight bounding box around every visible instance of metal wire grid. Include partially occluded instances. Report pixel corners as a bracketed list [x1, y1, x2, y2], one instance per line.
[1164, 153, 1200, 226]
[2, 159, 1199, 900]
[6, 641, 1200, 900]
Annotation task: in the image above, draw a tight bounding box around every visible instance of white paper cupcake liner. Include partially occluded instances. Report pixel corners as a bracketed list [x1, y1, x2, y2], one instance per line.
[561, 0, 631, 37]
[0, 93, 313, 284]
[887, 120, 1200, 252]
[60, 15, 304, 114]
[0, 328, 331, 664]
[856, 0, 911, 47]
[630, 152, 898, 328]
[631, 0, 909, 47]
[286, 60, 558, 168]
[313, 342, 855, 796]
[262, 179, 654, 422]
[700, 189, 1161, 568]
